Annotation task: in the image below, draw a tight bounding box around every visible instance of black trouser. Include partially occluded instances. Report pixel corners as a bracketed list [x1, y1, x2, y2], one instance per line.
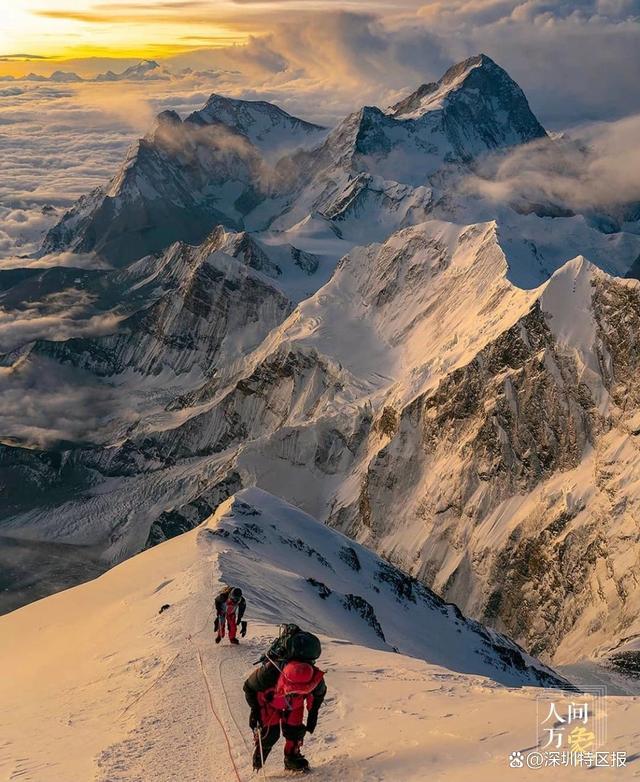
[253, 723, 306, 767]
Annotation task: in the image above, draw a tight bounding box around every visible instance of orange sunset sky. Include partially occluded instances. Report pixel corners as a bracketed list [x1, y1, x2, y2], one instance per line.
[0, 0, 413, 74]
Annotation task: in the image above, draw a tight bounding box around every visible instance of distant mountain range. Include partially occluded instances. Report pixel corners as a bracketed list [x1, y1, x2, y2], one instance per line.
[0, 59, 191, 83]
[3, 54, 640, 676]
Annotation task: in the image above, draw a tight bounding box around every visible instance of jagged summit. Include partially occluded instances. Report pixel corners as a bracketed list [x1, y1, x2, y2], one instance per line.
[272, 53, 550, 229]
[388, 54, 494, 116]
[95, 59, 163, 82]
[39, 90, 331, 263]
[391, 54, 507, 114]
[41, 55, 550, 263]
[187, 92, 323, 129]
[389, 53, 546, 145]
[151, 108, 182, 130]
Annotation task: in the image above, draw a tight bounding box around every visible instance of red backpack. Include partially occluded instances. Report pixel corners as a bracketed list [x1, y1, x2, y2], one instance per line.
[258, 661, 324, 727]
[277, 662, 324, 696]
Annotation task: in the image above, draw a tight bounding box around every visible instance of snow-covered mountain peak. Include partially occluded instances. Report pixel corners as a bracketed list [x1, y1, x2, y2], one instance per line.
[545, 254, 601, 285]
[285, 54, 549, 223]
[95, 59, 165, 82]
[128, 58, 160, 74]
[152, 108, 182, 129]
[536, 254, 630, 404]
[39, 56, 557, 265]
[48, 69, 83, 83]
[385, 53, 546, 158]
[185, 93, 328, 158]
[188, 93, 316, 127]
[391, 53, 536, 120]
[440, 52, 494, 83]
[388, 53, 492, 116]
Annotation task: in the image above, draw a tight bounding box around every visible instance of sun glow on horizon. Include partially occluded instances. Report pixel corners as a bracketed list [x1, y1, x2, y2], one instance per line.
[1, 1, 254, 72]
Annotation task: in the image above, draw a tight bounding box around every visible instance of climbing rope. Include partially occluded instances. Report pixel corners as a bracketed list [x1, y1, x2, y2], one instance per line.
[194, 643, 245, 782]
[218, 655, 252, 754]
[119, 652, 182, 717]
[255, 727, 268, 782]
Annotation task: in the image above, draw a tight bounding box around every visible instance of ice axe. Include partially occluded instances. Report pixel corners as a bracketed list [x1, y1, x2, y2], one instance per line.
[241, 620, 248, 638]
[254, 727, 267, 780]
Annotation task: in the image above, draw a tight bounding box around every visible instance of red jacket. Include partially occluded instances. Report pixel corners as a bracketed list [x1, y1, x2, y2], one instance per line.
[257, 661, 325, 728]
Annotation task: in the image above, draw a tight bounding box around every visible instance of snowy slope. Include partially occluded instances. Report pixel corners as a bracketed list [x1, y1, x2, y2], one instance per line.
[206, 489, 565, 686]
[6, 214, 640, 668]
[36, 54, 640, 286]
[95, 59, 169, 81]
[0, 240, 293, 450]
[3, 489, 639, 782]
[122, 226, 640, 665]
[34, 54, 549, 270]
[206, 225, 330, 302]
[268, 54, 547, 239]
[39, 94, 325, 265]
[388, 54, 546, 151]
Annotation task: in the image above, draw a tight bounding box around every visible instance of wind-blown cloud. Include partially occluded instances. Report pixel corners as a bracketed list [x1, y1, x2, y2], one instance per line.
[464, 114, 640, 215]
[0, 297, 123, 354]
[0, 358, 132, 447]
[0, 76, 223, 262]
[162, 7, 640, 126]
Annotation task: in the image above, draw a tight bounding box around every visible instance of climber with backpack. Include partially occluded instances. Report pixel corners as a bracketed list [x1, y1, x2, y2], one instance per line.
[244, 625, 325, 774]
[214, 585, 247, 645]
[257, 623, 305, 668]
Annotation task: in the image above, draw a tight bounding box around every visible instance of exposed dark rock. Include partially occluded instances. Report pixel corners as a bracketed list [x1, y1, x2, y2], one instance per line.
[339, 545, 361, 571]
[278, 536, 334, 570]
[145, 472, 242, 547]
[341, 594, 386, 640]
[307, 578, 332, 599]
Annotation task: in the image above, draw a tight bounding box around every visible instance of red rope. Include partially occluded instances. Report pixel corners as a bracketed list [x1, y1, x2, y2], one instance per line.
[120, 652, 181, 717]
[218, 656, 251, 754]
[195, 645, 244, 782]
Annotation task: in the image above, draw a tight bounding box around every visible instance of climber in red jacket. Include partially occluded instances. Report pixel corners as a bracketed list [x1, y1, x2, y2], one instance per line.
[243, 631, 326, 773]
[214, 586, 246, 645]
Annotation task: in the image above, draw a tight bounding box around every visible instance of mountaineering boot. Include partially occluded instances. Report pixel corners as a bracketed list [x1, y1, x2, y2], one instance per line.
[215, 636, 221, 644]
[230, 637, 240, 645]
[284, 753, 310, 773]
[252, 747, 263, 771]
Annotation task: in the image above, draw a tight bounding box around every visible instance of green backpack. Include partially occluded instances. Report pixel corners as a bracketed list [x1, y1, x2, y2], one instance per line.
[263, 624, 322, 665]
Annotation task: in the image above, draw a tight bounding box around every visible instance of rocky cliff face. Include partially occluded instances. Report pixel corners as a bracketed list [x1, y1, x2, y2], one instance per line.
[323, 262, 640, 664]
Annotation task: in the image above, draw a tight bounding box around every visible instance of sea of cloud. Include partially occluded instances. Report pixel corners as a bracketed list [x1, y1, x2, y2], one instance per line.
[464, 114, 640, 215]
[0, 73, 239, 262]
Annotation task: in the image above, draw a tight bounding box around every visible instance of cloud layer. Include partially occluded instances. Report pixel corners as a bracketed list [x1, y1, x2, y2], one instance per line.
[465, 115, 640, 215]
[0, 74, 229, 261]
